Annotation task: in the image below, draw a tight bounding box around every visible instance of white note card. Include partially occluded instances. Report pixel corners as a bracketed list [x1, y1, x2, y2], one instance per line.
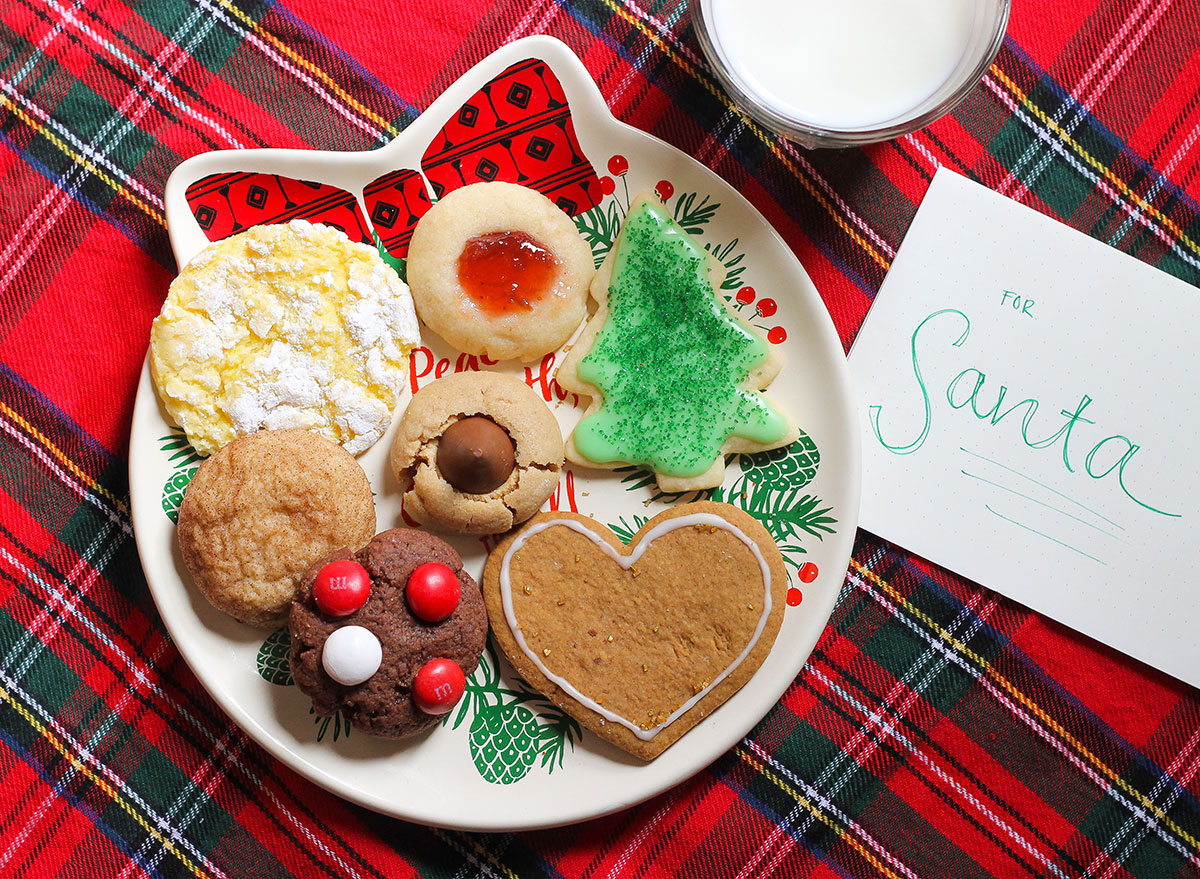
[847, 168, 1199, 689]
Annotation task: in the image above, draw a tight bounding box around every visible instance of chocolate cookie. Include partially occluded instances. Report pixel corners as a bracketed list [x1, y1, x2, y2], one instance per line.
[289, 528, 487, 738]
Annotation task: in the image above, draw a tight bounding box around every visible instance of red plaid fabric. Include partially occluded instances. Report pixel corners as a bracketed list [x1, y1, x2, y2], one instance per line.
[2, 1, 1198, 876]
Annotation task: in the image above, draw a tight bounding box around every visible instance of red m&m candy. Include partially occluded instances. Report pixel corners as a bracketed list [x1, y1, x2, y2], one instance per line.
[406, 562, 461, 622]
[313, 559, 371, 617]
[412, 658, 466, 714]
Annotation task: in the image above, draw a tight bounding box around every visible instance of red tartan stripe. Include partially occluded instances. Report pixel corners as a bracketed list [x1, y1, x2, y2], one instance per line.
[0, 378, 411, 877]
[840, 539, 1200, 867]
[2, 1, 1200, 879]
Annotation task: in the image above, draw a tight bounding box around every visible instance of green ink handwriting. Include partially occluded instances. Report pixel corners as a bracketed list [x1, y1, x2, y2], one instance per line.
[1000, 290, 1035, 316]
[868, 309, 1179, 518]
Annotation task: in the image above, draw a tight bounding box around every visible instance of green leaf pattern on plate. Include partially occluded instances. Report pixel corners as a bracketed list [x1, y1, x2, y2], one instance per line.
[157, 427, 203, 524]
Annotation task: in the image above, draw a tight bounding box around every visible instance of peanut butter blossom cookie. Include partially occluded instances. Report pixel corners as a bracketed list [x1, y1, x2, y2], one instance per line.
[150, 219, 420, 457]
[556, 195, 797, 492]
[389, 371, 564, 534]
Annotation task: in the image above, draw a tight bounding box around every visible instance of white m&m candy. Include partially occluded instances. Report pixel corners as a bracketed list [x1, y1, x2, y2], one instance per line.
[321, 625, 382, 686]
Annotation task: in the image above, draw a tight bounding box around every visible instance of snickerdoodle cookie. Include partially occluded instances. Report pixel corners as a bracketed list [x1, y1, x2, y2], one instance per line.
[177, 428, 375, 627]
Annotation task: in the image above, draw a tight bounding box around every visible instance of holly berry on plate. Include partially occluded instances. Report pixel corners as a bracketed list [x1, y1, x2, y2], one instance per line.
[413, 658, 466, 714]
[313, 559, 371, 617]
[406, 562, 461, 622]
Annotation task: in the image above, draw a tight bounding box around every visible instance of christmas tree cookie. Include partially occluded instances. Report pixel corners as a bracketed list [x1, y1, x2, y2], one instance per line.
[556, 195, 797, 492]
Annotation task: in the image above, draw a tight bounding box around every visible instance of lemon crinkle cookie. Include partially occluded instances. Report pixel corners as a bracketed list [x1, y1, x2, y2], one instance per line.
[150, 220, 420, 456]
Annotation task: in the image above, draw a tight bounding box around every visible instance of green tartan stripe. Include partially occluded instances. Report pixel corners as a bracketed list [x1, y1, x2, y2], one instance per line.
[846, 537, 1200, 870]
[984, 47, 1200, 289]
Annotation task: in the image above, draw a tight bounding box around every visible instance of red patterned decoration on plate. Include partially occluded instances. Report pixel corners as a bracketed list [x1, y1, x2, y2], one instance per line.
[363, 169, 432, 259]
[420, 58, 602, 216]
[185, 173, 373, 244]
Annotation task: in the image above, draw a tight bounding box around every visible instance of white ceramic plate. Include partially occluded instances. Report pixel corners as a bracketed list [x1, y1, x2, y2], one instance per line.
[129, 36, 861, 831]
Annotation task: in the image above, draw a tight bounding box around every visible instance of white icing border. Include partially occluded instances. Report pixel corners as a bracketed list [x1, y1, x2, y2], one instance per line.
[499, 513, 773, 740]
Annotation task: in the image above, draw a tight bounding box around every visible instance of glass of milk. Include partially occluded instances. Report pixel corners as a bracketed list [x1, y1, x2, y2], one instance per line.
[691, 0, 1010, 148]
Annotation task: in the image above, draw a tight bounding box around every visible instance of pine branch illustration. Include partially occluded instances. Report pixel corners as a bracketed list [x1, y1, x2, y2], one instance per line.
[672, 192, 720, 233]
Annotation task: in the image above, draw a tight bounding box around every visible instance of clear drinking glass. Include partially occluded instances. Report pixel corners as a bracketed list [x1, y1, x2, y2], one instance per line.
[690, 0, 1011, 149]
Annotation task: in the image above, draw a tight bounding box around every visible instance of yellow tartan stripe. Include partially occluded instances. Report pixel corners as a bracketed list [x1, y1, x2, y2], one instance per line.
[0, 400, 131, 518]
[736, 744, 907, 879]
[990, 64, 1200, 263]
[457, 835, 523, 879]
[5, 0, 399, 232]
[0, 683, 213, 879]
[0, 93, 165, 229]
[599, 0, 892, 272]
[849, 557, 1200, 855]
[213, 0, 399, 139]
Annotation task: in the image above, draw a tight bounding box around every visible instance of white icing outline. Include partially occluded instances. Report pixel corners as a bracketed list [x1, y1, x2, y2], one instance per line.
[499, 513, 773, 740]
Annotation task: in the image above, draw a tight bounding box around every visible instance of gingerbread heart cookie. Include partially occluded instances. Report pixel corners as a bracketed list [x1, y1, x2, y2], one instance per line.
[481, 501, 787, 760]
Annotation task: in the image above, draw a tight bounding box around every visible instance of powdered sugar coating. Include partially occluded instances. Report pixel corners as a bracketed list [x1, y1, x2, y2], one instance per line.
[151, 220, 420, 456]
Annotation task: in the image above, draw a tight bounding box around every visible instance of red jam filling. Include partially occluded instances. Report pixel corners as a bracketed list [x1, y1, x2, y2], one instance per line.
[457, 230, 558, 316]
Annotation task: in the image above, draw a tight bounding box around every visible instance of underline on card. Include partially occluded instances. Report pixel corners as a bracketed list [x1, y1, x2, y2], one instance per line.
[960, 446, 1125, 531]
[985, 505, 1107, 565]
[961, 470, 1126, 543]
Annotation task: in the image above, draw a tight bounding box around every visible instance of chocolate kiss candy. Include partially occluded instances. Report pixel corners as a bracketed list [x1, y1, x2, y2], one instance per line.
[437, 416, 516, 493]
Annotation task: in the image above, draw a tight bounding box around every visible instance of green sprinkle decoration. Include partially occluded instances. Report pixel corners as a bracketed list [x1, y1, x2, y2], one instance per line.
[574, 198, 788, 477]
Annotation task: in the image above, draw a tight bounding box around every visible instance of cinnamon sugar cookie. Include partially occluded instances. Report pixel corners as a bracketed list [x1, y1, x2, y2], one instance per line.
[177, 428, 375, 627]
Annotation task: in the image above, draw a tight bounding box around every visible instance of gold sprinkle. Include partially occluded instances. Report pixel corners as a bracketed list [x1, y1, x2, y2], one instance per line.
[747, 604, 755, 610]
[641, 664, 647, 673]
[652, 625, 660, 633]
[542, 648, 551, 657]
[630, 565, 641, 578]
[556, 599, 565, 606]
[523, 585, 532, 594]
[606, 635, 614, 642]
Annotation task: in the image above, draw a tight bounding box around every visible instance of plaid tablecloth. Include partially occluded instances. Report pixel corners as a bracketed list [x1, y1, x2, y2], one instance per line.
[3, 0, 1199, 876]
